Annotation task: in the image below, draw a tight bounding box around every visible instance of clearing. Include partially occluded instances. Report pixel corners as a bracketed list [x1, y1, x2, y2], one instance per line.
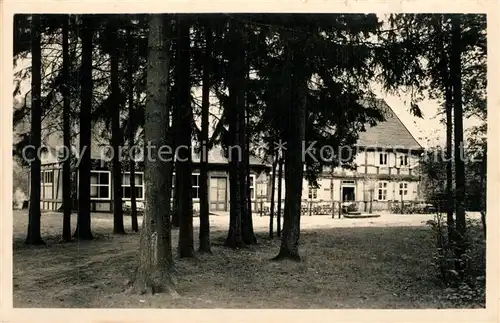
[12, 210, 483, 308]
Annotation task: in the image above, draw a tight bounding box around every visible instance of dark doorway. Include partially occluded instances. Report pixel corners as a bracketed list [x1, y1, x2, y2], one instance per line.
[342, 186, 355, 202]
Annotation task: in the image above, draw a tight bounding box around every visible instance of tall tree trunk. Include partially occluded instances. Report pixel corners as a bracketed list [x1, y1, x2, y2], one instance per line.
[133, 14, 176, 295]
[61, 14, 72, 242]
[110, 20, 125, 234]
[269, 152, 278, 238]
[445, 85, 454, 241]
[274, 36, 306, 261]
[276, 155, 283, 237]
[198, 22, 212, 253]
[176, 15, 194, 258]
[240, 45, 256, 245]
[224, 18, 244, 249]
[127, 22, 139, 232]
[26, 14, 44, 245]
[170, 19, 180, 229]
[451, 14, 466, 257]
[435, 15, 455, 242]
[74, 16, 94, 240]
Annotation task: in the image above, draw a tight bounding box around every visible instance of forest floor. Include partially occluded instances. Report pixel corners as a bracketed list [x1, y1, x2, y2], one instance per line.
[12, 211, 484, 308]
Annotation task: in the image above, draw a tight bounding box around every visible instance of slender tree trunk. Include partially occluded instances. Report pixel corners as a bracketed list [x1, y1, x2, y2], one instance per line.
[435, 15, 455, 242]
[133, 15, 176, 295]
[240, 64, 256, 244]
[26, 14, 44, 245]
[269, 153, 278, 238]
[225, 110, 244, 248]
[74, 15, 94, 240]
[110, 20, 125, 234]
[451, 14, 466, 257]
[276, 155, 283, 237]
[445, 85, 455, 241]
[176, 15, 194, 258]
[274, 92, 306, 260]
[224, 19, 244, 249]
[61, 14, 72, 242]
[243, 102, 257, 244]
[198, 22, 212, 253]
[274, 35, 306, 260]
[170, 19, 180, 229]
[127, 22, 139, 232]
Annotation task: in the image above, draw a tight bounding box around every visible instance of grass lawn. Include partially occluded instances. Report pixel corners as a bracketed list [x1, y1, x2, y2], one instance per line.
[12, 211, 484, 308]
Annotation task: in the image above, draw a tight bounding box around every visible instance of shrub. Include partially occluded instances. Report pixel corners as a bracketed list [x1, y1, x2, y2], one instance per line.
[426, 213, 486, 306]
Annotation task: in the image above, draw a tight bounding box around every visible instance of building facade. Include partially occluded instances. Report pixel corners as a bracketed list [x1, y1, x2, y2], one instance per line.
[34, 99, 422, 213]
[295, 99, 424, 212]
[37, 147, 270, 213]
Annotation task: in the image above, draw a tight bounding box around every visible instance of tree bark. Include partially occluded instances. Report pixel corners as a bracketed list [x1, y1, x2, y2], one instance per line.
[110, 20, 125, 234]
[127, 22, 139, 232]
[61, 14, 72, 242]
[274, 35, 306, 261]
[26, 14, 44, 245]
[435, 15, 455, 242]
[276, 155, 283, 237]
[243, 88, 257, 244]
[170, 19, 180, 229]
[451, 14, 466, 256]
[269, 153, 278, 238]
[240, 74, 256, 244]
[133, 14, 176, 295]
[73, 15, 94, 240]
[198, 21, 212, 253]
[224, 18, 245, 249]
[176, 15, 194, 258]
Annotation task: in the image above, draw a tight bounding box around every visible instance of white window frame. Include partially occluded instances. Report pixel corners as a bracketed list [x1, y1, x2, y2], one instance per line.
[308, 184, 318, 199]
[169, 172, 202, 200]
[399, 182, 408, 197]
[399, 155, 409, 167]
[122, 171, 145, 200]
[377, 181, 388, 201]
[379, 153, 388, 166]
[192, 173, 200, 200]
[249, 174, 256, 200]
[90, 170, 111, 200]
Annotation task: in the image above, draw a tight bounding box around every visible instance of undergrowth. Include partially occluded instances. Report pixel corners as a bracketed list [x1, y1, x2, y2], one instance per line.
[426, 213, 486, 307]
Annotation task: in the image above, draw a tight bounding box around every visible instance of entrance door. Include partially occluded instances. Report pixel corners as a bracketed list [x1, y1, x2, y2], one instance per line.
[209, 177, 227, 211]
[342, 186, 355, 202]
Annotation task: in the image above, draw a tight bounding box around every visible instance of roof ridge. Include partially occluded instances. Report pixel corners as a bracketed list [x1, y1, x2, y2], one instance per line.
[378, 99, 423, 150]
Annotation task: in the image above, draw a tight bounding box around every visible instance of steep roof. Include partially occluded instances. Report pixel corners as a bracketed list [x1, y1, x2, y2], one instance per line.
[357, 99, 423, 151]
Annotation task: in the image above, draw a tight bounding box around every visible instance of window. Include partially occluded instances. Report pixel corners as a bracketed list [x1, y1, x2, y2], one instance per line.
[122, 172, 144, 199]
[249, 176, 255, 199]
[169, 173, 201, 199]
[399, 155, 409, 167]
[378, 182, 388, 200]
[399, 182, 408, 196]
[41, 170, 53, 185]
[308, 184, 318, 199]
[90, 171, 110, 199]
[191, 174, 200, 199]
[379, 153, 388, 165]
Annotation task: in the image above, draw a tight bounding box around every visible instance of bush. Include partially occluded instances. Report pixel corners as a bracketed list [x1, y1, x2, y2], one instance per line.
[426, 214, 486, 306]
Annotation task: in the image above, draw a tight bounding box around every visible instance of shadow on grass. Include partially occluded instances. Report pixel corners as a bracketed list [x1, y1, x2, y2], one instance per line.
[14, 222, 480, 309]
